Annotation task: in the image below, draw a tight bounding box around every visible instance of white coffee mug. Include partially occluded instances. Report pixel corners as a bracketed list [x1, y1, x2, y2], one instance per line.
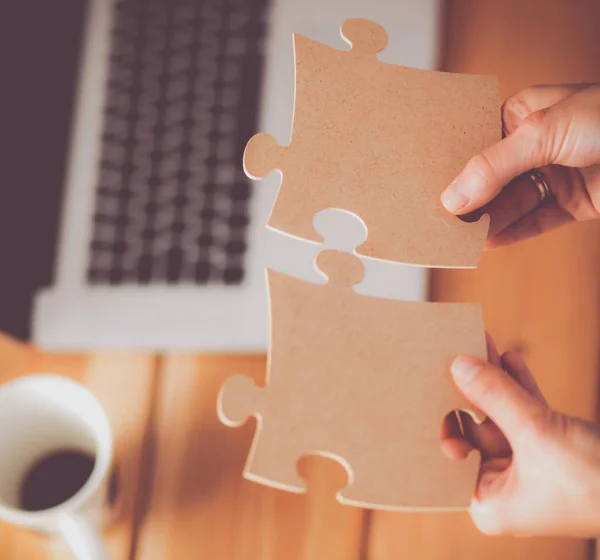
[0, 374, 113, 560]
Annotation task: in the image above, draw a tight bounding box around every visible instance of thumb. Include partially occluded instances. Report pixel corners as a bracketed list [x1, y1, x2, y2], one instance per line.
[440, 107, 561, 215]
[451, 355, 546, 443]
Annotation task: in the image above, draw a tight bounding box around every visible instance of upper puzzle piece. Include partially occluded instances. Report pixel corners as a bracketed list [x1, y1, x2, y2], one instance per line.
[244, 18, 500, 267]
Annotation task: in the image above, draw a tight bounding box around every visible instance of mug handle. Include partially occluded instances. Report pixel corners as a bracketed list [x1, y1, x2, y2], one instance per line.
[58, 513, 108, 560]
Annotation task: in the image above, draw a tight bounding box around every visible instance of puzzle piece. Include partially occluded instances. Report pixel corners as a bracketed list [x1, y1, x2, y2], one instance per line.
[218, 249, 486, 510]
[244, 18, 500, 268]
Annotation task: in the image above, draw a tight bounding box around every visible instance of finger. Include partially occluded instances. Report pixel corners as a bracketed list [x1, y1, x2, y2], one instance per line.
[483, 172, 546, 238]
[440, 412, 474, 460]
[451, 355, 547, 443]
[440, 439, 474, 461]
[440, 120, 552, 215]
[472, 457, 512, 507]
[485, 332, 501, 367]
[502, 84, 587, 135]
[482, 163, 593, 242]
[485, 202, 573, 249]
[501, 350, 548, 405]
[440, 411, 463, 440]
[460, 412, 512, 460]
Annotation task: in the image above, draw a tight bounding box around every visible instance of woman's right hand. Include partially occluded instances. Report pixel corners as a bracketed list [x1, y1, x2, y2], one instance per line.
[440, 84, 600, 248]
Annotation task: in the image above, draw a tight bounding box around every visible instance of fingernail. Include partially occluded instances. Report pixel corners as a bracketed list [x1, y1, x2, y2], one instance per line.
[451, 356, 483, 385]
[441, 182, 470, 213]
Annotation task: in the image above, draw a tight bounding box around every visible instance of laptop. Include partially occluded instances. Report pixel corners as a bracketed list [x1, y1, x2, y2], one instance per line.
[31, 0, 439, 351]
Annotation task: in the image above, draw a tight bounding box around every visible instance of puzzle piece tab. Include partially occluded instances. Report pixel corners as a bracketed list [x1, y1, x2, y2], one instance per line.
[219, 250, 486, 510]
[244, 18, 500, 268]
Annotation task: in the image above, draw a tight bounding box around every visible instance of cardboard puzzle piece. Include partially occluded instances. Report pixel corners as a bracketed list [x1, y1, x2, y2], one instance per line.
[218, 249, 487, 510]
[244, 18, 500, 268]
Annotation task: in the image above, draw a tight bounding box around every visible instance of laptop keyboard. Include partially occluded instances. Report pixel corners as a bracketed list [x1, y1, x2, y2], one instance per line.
[87, 0, 268, 285]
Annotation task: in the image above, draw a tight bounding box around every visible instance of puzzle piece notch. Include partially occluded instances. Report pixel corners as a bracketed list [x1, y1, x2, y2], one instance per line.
[243, 132, 286, 180]
[218, 374, 357, 497]
[218, 374, 262, 428]
[218, 376, 311, 494]
[340, 18, 388, 57]
[314, 250, 365, 292]
[218, 374, 310, 494]
[312, 208, 368, 253]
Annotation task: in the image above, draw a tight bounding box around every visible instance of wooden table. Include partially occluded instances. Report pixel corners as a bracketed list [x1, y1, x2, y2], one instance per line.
[1, 334, 597, 560]
[2, 0, 600, 558]
[0, 339, 365, 559]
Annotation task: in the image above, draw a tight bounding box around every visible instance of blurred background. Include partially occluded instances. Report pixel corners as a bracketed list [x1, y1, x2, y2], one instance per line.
[1, 0, 599, 558]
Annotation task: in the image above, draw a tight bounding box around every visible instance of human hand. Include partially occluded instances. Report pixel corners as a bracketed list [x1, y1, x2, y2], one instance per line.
[440, 84, 600, 248]
[441, 335, 600, 537]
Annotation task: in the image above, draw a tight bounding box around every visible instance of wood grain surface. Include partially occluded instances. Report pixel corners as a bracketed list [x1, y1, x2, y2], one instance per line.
[0, 334, 156, 560]
[369, 1, 600, 558]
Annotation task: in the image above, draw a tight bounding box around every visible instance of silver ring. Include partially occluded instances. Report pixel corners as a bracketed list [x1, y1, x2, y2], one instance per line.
[528, 170, 552, 203]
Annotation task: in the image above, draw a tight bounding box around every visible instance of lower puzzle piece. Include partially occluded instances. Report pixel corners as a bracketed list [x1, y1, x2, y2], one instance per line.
[218, 250, 486, 510]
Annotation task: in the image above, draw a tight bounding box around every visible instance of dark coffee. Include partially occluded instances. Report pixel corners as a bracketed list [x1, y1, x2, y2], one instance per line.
[19, 449, 96, 511]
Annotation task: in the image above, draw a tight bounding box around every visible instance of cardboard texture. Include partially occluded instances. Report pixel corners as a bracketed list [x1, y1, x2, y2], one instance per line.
[244, 18, 500, 268]
[221, 18, 497, 511]
[218, 249, 487, 510]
